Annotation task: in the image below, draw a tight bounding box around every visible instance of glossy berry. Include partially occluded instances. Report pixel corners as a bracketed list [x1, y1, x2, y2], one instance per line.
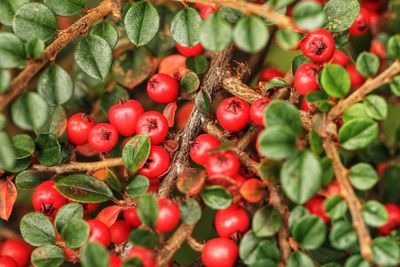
[258, 67, 285, 82]
[0, 256, 17, 267]
[249, 97, 271, 126]
[194, 3, 217, 20]
[176, 43, 204, 57]
[139, 145, 171, 179]
[87, 219, 111, 247]
[155, 198, 181, 233]
[88, 123, 119, 152]
[83, 202, 100, 213]
[206, 151, 240, 177]
[32, 181, 68, 216]
[300, 29, 335, 63]
[331, 50, 349, 66]
[301, 98, 313, 112]
[346, 64, 366, 89]
[109, 253, 123, 267]
[294, 63, 320, 95]
[215, 205, 250, 238]
[304, 195, 330, 223]
[67, 113, 95, 145]
[124, 207, 142, 228]
[349, 7, 370, 36]
[110, 220, 131, 244]
[190, 134, 221, 165]
[108, 100, 144, 136]
[216, 97, 250, 132]
[378, 203, 400, 235]
[147, 73, 179, 104]
[127, 246, 156, 267]
[201, 238, 238, 267]
[0, 239, 31, 267]
[136, 111, 169, 145]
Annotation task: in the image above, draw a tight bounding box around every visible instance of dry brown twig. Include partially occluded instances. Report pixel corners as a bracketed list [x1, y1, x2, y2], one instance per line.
[31, 158, 123, 174]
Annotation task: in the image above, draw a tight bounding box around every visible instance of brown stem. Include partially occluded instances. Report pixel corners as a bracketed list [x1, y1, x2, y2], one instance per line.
[186, 236, 204, 252]
[31, 158, 123, 174]
[0, 226, 22, 240]
[112, 0, 122, 21]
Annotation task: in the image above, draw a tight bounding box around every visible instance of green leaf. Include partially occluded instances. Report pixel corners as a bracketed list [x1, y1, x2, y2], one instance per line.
[362, 200, 388, 227]
[91, 22, 118, 48]
[0, 131, 16, 171]
[323, 0, 360, 32]
[81, 242, 109, 267]
[44, 0, 84, 16]
[129, 229, 158, 249]
[124, 1, 160, 46]
[324, 196, 347, 220]
[356, 52, 380, 78]
[200, 12, 232, 51]
[349, 163, 379, 190]
[171, 7, 201, 47]
[288, 251, 315, 267]
[31, 245, 66, 267]
[233, 16, 269, 53]
[137, 194, 158, 228]
[389, 75, 400, 96]
[0, 69, 11, 93]
[292, 55, 311, 74]
[343, 103, 367, 123]
[12, 134, 35, 159]
[320, 64, 351, 98]
[55, 174, 114, 203]
[329, 220, 358, 250]
[289, 206, 309, 231]
[46, 106, 67, 138]
[275, 28, 301, 50]
[180, 72, 200, 94]
[195, 90, 212, 116]
[292, 215, 326, 250]
[38, 65, 74, 106]
[201, 186, 232, 210]
[55, 203, 84, 234]
[15, 170, 44, 190]
[75, 35, 112, 80]
[0, 32, 26, 68]
[372, 237, 400, 266]
[293, 1, 325, 31]
[12, 2, 57, 42]
[122, 135, 151, 174]
[266, 77, 287, 90]
[4, 157, 31, 173]
[126, 175, 150, 197]
[338, 118, 379, 151]
[252, 206, 283, 238]
[123, 258, 144, 267]
[186, 55, 209, 74]
[239, 231, 280, 265]
[363, 94, 387, 120]
[35, 134, 61, 166]
[270, 0, 295, 10]
[264, 100, 302, 135]
[321, 157, 334, 186]
[179, 198, 202, 224]
[20, 212, 56, 246]
[100, 86, 129, 114]
[387, 34, 400, 59]
[280, 150, 322, 204]
[0, 0, 28, 25]
[25, 37, 45, 60]
[344, 255, 370, 267]
[62, 219, 90, 248]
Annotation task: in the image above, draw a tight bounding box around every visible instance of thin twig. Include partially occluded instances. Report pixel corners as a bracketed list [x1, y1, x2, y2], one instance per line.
[31, 158, 123, 174]
[187, 236, 204, 252]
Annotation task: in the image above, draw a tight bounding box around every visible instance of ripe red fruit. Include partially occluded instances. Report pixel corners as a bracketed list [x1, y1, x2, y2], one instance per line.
[110, 220, 132, 244]
[108, 100, 144, 136]
[88, 123, 119, 152]
[304, 195, 330, 223]
[301, 98, 313, 112]
[176, 43, 204, 57]
[201, 238, 238, 267]
[190, 134, 221, 165]
[258, 67, 285, 82]
[0, 256, 17, 267]
[66, 113, 95, 145]
[147, 73, 179, 104]
[127, 246, 156, 267]
[294, 62, 320, 95]
[87, 219, 111, 247]
[83, 202, 100, 213]
[0, 239, 31, 267]
[32, 180, 68, 216]
[109, 253, 123, 267]
[139, 145, 171, 179]
[124, 207, 142, 228]
[215, 205, 250, 238]
[349, 7, 370, 36]
[216, 97, 250, 132]
[194, 3, 217, 20]
[156, 198, 181, 233]
[346, 64, 366, 89]
[249, 97, 271, 126]
[136, 111, 169, 145]
[300, 29, 335, 63]
[378, 203, 400, 235]
[206, 151, 240, 177]
[331, 50, 349, 66]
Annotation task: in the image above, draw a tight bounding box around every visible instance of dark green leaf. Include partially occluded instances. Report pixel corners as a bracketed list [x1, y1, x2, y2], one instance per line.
[389, 75, 400, 96]
[123, 258, 144, 267]
[122, 135, 151, 174]
[35, 134, 61, 166]
[195, 90, 212, 116]
[0, 69, 11, 93]
[266, 78, 287, 90]
[55, 203, 84, 234]
[363, 94, 387, 120]
[100, 86, 129, 113]
[372, 237, 400, 266]
[344, 255, 370, 267]
[252, 206, 283, 237]
[338, 118, 379, 151]
[356, 52, 380, 78]
[288, 206, 309, 231]
[12, 134, 35, 159]
[200, 12, 232, 51]
[343, 103, 367, 123]
[0, 0, 28, 25]
[329, 220, 358, 250]
[233, 16, 269, 53]
[15, 170, 44, 190]
[62, 219, 90, 248]
[91, 22, 118, 48]
[180, 72, 200, 94]
[321, 157, 334, 186]
[137, 194, 158, 228]
[126, 175, 150, 197]
[288, 251, 315, 267]
[31, 245, 66, 267]
[25, 37, 45, 60]
[293, 1, 324, 31]
[44, 0, 84, 16]
[324, 196, 347, 220]
[292, 215, 326, 249]
[264, 100, 302, 135]
[323, 0, 360, 32]
[258, 160, 281, 183]
[81, 242, 109, 267]
[292, 55, 311, 74]
[0, 32, 26, 68]
[239, 231, 280, 265]
[387, 34, 400, 59]
[0, 131, 16, 171]
[201, 186, 232, 210]
[349, 163, 379, 190]
[171, 7, 201, 47]
[362, 200, 388, 227]
[270, 0, 295, 10]
[179, 198, 202, 224]
[275, 28, 301, 50]
[129, 229, 158, 249]
[20, 212, 56, 246]
[4, 157, 31, 173]
[186, 55, 209, 74]
[320, 64, 350, 98]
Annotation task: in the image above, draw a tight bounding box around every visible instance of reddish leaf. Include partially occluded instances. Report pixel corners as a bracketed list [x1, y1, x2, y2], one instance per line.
[240, 179, 266, 203]
[0, 179, 17, 221]
[163, 139, 180, 154]
[95, 205, 122, 227]
[159, 54, 191, 80]
[177, 168, 206, 196]
[208, 174, 241, 203]
[163, 102, 177, 128]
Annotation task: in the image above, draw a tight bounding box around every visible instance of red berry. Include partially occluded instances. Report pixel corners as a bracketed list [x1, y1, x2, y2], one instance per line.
[301, 29, 335, 63]
[127, 246, 156, 267]
[249, 97, 271, 127]
[109, 253, 122, 267]
[206, 151, 240, 177]
[67, 113, 95, 145]
[346, 64, 366, 89]
[215, 205, 249, 238]
[331, 50, 349, 66]
[110, 220, 131, 244]
[378, 204, 400, 235]
[108, 100, 144, 136]
[258, 67, 285, 82]
[136, 111, 169, 145]
[233, 174, 246, 187]
[294, 62, 320, 95]
[194, 3, 217, 20]
[0, 256, 17, 267]
[216, 97, 250, 132]
[301, 98, 313, 112]
[176, 43, 204, 57]
[304, 195, 330, 223]
[190, 134, 221, 165]
[0, 239, 31, 267]
[147, 73, 179, 104]
[139, 145, 171, 179]
[88, 219, 111, 247]
[32, 181, 68, 216]
[349, 7, 370, 36]
[88, 123, 119, 152]
[156, 198, 181, 233]
[201, 238, 238, 267]
[83, 203, 100, 213]
[124, 207, 142, 228]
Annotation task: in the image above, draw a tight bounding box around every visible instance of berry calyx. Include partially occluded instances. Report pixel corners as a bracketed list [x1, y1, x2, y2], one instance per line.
[155, 198, 181, 233]
[147, 73, 179, 104]
[206, 151, 240, 177]
[67, 113, 95, 145]
[300, 29, 335, 63]
[201, 238, 238, 267]
[176, 43, 204, 57]
[294, 62, 320, 95]
[139, 145, 171, 179]
[87, 219, 111, 247]
[32, 180, 67, 216]
[108, 99, 144, 136]
[249, 97, 271, 126]
[136, 111, 169, 145]
[215, 205, 250, 238]
[189, 134, 221, 165]
[216, 97, 250, 132]
[88, 123, 119, 152]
